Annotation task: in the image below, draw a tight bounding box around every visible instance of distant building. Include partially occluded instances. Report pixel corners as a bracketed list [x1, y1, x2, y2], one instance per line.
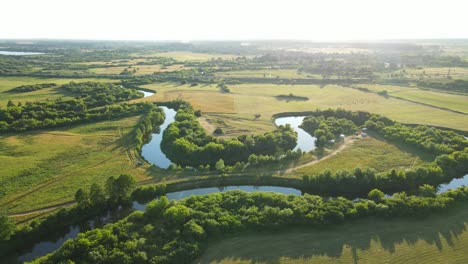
[362, 127, 368, 131]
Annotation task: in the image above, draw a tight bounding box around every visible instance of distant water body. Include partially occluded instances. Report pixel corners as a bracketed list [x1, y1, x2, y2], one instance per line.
[0, 51, 44, 55]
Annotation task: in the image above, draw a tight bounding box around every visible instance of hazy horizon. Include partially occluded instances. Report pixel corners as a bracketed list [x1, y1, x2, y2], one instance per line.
[1, 0, 467, 41]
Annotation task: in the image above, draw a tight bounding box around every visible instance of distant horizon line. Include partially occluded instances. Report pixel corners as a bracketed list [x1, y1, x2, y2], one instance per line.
[1, 37, 468, 43]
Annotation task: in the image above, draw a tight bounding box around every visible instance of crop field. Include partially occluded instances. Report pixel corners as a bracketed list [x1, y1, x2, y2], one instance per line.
[0, 77, 115, 107]
[140, 82, 468, 133]
[199, 203, 468, 264]
[0, 116, 148, 215]
[293, 135, 431, 176]
[359, 84, 468, 113]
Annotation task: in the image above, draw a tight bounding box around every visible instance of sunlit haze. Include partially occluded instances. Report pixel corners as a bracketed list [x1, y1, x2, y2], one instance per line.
[1, 0, 467, 41]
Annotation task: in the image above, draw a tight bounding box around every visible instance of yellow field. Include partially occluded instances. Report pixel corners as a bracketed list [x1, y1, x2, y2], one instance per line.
[139, 82, 468, 133]
[199, 204, 468, 264]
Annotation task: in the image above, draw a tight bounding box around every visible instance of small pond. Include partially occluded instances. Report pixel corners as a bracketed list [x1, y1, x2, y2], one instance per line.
[0, 51, 44, 55]
[275, 116, 316, 152]
[437, 174, 468, 194]
[138, 90, 155, 98]
[141, 106, 176, 169]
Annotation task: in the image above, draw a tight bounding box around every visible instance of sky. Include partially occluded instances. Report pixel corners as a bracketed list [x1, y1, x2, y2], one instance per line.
[1, 0, 467, 41]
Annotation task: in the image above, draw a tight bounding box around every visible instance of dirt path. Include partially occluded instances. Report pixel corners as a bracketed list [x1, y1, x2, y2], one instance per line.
[9, 201, 75, 218]
[285, 136, 356, 173]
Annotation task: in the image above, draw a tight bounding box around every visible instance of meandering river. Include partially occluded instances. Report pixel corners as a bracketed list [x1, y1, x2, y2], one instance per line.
[275, 116, 316, 152]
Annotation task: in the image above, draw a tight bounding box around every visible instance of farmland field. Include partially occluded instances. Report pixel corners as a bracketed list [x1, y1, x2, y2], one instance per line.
[140, 82, 468, 132]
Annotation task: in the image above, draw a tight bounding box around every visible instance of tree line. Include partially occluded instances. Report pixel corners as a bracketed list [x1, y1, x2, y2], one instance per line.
[32, 186, 468, 264]
[0, 82, 150, 132]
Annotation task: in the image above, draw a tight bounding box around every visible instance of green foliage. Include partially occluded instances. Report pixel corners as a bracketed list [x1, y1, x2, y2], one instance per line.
[368, 189, 385, 201]
[145, 196, 169, 219]
[34, 187, 468, 264]
[106, 174, 137, 204]
[61, 82, 143, 107]
[0, 216, 15, 241]
[161, 105, 297, 167]
[8, 83, 56, 93]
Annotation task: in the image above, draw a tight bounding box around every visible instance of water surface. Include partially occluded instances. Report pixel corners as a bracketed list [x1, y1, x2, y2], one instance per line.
[275, 116, 316, 152]
[141, 106, 176, 168]
[437, 174, 468, 194]
[0, 51, 44, 55]
[138, 90, 155, 97]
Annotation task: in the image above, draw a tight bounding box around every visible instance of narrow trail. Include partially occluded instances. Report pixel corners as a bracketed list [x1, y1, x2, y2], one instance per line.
[9, 201, 75, 218]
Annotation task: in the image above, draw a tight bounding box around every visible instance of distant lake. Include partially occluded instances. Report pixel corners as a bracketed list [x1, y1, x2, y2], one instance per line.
[0, 51, 44, 55]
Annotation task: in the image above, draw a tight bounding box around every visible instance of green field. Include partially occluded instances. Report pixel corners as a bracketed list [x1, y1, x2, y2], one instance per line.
[359, 84, 468, 113]
[199, 203, 468, 264]
[140, 82, 468, 133]
[293, 135, 431, 176]
[0, 76, 115, 107]
[0, 116, 149, 215]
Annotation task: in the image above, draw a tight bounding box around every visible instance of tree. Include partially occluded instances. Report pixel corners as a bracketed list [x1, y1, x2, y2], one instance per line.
[75, 188, 89, 208]
[0, 216, 15, 241]
[419, 184, 436, 197]
[89, 183, 106, 206]
[7, 100, 15, 107]
[163, 205, 191, 225]
[107, 174, 137, 203]
[368, 189, 385, 202]
[145, 196, 169, 218]
[215, 159, 225, 172]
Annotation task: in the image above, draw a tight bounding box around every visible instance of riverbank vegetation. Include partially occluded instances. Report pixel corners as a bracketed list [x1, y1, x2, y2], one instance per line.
[31, 187, 468, 263]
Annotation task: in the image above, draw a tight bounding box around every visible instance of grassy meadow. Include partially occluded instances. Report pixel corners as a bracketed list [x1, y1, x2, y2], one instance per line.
[293, 135, 431, 176]
[0, 76, 116, 107]
[198, 203, 468, 264]
[139, 82, 468, 133]
[0, 116, 150, 215]
[359, 84, 468, 113]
